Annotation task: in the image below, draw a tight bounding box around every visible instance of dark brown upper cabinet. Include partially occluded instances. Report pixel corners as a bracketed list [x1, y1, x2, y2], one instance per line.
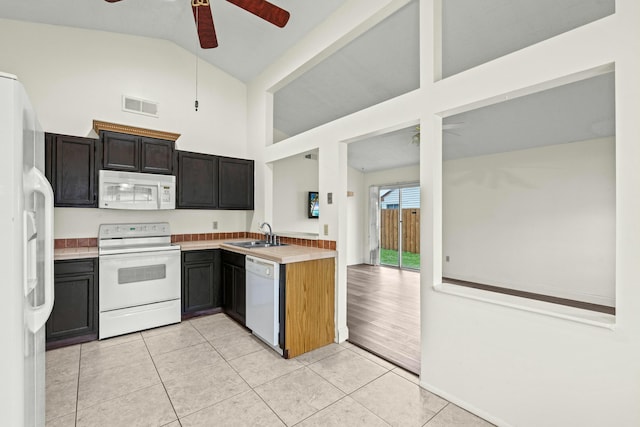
[45, 133, 98, 207]
[218, 157, 254, 210]
[100, 130, 174, 175]
[176, 151, 254, 210]
[177, 151, 219, 209]
[141, 137, 174, 174]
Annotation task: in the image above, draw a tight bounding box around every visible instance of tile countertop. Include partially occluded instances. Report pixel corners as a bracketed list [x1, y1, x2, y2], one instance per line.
[54, 247, 99, 260]
[53, 239, 337, 264]
[180, 239, 337, 264]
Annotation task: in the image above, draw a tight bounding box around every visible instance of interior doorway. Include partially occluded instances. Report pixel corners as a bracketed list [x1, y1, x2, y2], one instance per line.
[378, 184, 421, 270]
[345, 123, 421, 374]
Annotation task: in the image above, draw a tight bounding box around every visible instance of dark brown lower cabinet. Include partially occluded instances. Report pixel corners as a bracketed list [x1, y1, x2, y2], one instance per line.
[46, 259, 98, 349]
[182, 250, 222, 316]
[222, 251, 246, 325]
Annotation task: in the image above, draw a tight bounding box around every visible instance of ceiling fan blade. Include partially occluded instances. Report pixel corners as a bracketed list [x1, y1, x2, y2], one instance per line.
[226, 0, 290, 28]
[104, 0, 122, 2]
[192, 3, 218, 48]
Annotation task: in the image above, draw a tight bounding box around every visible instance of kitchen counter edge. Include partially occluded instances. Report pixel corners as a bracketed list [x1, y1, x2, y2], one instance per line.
[54, 247, 99, 260]
[180, 239, 337, 264]
[54, 240, 337, 264]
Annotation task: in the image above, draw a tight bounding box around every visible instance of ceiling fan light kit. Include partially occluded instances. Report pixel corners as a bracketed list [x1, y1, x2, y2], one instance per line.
[105, 0, 290, 49]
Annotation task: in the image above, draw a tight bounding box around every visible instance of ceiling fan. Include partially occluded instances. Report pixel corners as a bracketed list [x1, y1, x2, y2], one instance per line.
[104, 0, 290, 49]
[409, 123, 467, 145]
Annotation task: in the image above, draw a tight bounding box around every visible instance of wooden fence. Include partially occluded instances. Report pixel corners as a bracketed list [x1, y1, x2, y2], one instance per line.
[380, 208, 420, 254]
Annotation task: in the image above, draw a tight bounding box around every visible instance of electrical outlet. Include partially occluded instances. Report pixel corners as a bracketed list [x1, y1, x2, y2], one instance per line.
[327, 192, 333, 204]
[324, 224, 329, 236]
[212, 221, 218, 230]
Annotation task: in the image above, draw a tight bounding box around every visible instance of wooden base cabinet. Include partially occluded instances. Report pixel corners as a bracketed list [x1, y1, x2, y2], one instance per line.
[222, 251, 246, 325]
[182, 250, 222, 316]
[46, 259, 98, 349]
[280, 258, 335, 359]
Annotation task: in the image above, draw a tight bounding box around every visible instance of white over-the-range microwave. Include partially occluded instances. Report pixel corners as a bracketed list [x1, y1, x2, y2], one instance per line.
[98, 170, 175, 210]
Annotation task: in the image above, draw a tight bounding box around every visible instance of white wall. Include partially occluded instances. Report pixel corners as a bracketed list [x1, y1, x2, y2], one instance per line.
[272, 152, 319, 234]
[0, 19, 249, 237]
[443, 138, 615, 306]
[346, 166, 365, 264]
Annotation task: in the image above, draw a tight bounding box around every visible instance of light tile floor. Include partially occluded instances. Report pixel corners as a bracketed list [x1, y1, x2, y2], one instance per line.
[45, 313, 493, 427]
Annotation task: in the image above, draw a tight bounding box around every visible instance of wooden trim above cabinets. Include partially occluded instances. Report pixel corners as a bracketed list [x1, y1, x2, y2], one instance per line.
[93, 120, 180, 142]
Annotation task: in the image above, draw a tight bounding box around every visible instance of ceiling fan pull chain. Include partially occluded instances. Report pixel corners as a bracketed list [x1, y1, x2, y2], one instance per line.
[195, 5, 200, 111]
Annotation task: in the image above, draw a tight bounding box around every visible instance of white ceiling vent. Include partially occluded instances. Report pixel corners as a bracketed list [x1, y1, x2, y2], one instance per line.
[122, 95, 159, 118]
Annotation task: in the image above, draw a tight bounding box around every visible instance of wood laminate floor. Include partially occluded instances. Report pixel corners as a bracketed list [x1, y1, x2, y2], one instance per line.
[347, 264, 420, 374]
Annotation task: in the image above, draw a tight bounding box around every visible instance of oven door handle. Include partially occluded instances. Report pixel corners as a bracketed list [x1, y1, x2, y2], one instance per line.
[99, 249, 180, 261]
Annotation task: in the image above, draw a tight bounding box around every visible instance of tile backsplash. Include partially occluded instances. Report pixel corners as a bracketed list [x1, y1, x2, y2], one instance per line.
[54, 233, 336, 250]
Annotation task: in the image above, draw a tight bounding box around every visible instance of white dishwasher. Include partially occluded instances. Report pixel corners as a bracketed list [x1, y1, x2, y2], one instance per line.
[245, 255, 282, 355]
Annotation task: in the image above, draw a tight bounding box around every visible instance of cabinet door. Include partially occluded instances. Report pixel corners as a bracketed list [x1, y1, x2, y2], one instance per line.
[177, 151, 218, 209]
[101, 131, 139, 172]
[234, 266, 246, 324]
[46, 260, 97, 342]
[183, 262, 216, 313]
[222, 263, 235, 313]
[47, 133, 97, 207]
[218, 157, 254, 210]
[141, 137, 174, 175]
[182, 250, 222, 314]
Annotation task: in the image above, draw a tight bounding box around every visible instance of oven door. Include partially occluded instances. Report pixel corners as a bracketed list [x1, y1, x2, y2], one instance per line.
[99, 249, 180, 312]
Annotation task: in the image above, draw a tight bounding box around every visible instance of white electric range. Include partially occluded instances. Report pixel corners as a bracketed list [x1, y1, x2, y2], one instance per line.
[98, 222, 181, 339]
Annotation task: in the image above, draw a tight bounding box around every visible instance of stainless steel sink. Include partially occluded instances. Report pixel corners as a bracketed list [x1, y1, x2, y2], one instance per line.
[225, 240, 287, 249]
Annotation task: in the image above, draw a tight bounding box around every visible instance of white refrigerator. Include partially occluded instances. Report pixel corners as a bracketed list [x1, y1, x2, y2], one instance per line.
[0, 71, 55, 427]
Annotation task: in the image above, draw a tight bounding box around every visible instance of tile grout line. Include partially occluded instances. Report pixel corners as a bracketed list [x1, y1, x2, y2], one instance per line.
[422, 402, 451, 427]
[171, 317, 285, 424]
[296, 348, 394, 426]
[140, 330, 181, 425]
[194, 316, 306, 426]
[70, 332, 185, 422]
[74, 345, 83, 426]
[164, 317, 257, 422]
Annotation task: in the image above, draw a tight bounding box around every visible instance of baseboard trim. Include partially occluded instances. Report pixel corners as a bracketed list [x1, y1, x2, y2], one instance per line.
[419, 379, 511, 427]
[336, 325, 349, 343]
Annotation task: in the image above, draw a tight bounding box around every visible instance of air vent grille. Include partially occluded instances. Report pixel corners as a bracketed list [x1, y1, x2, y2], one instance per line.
[122, 95, 159, 118]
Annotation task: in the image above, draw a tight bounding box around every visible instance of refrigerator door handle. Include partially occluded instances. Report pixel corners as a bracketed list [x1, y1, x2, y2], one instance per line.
[24, 167, 55, 333]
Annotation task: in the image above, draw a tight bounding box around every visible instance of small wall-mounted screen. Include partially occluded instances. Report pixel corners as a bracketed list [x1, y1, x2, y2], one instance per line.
[308, 191, 319, 218]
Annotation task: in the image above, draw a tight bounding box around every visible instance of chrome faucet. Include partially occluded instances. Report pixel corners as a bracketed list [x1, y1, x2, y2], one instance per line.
[259, 222, 274, 244]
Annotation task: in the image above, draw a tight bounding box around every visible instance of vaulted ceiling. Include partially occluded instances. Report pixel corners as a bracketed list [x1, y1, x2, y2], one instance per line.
[1, 0, 616, 173]
[0, 0, 345, 83]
